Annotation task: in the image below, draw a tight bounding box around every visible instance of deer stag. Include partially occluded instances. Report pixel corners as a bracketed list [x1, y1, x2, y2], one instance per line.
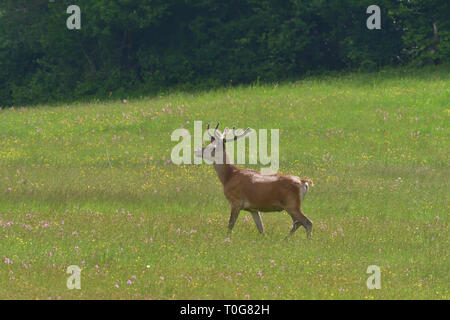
[194, 123, 313, 238]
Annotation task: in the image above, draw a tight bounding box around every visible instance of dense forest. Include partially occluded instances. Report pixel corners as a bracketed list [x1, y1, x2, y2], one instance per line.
[0, 0, 448, 106]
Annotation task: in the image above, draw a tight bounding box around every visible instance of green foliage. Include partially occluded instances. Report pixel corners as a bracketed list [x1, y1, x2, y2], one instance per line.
[392, 0, 450, 65]
[0, 0, 448, 106]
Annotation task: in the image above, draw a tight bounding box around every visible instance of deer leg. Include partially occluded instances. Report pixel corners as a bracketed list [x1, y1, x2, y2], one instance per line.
[228, 207, 240, 233]
[251, 211, 264, 234]
[286, 208, 313, 238]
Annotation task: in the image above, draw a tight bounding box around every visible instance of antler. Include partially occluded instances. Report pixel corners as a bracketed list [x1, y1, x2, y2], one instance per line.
[207, 122, 222, 140]
[224, 127, 252, 143]
[207, 123, 252, 142]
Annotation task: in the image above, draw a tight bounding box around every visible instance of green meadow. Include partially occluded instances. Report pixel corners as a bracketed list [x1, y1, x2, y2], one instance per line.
[0, 66, 448, 299]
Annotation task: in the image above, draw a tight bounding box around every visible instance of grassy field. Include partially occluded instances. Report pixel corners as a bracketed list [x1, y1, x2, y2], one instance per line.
[0, 66, 448, 299]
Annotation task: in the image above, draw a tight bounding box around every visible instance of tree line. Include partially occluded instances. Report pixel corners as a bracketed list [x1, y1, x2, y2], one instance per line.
[0, 0, 448, 106]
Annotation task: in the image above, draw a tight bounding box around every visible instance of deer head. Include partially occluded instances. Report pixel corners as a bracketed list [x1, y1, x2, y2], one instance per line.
[194, 122, 252, 164]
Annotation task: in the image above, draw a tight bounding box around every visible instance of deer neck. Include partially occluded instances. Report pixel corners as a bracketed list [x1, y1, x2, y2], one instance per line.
[213, 150, 235, 185]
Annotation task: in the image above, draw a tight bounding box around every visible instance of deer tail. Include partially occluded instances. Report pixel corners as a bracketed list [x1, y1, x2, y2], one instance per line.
[300, 177, 314, 187]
